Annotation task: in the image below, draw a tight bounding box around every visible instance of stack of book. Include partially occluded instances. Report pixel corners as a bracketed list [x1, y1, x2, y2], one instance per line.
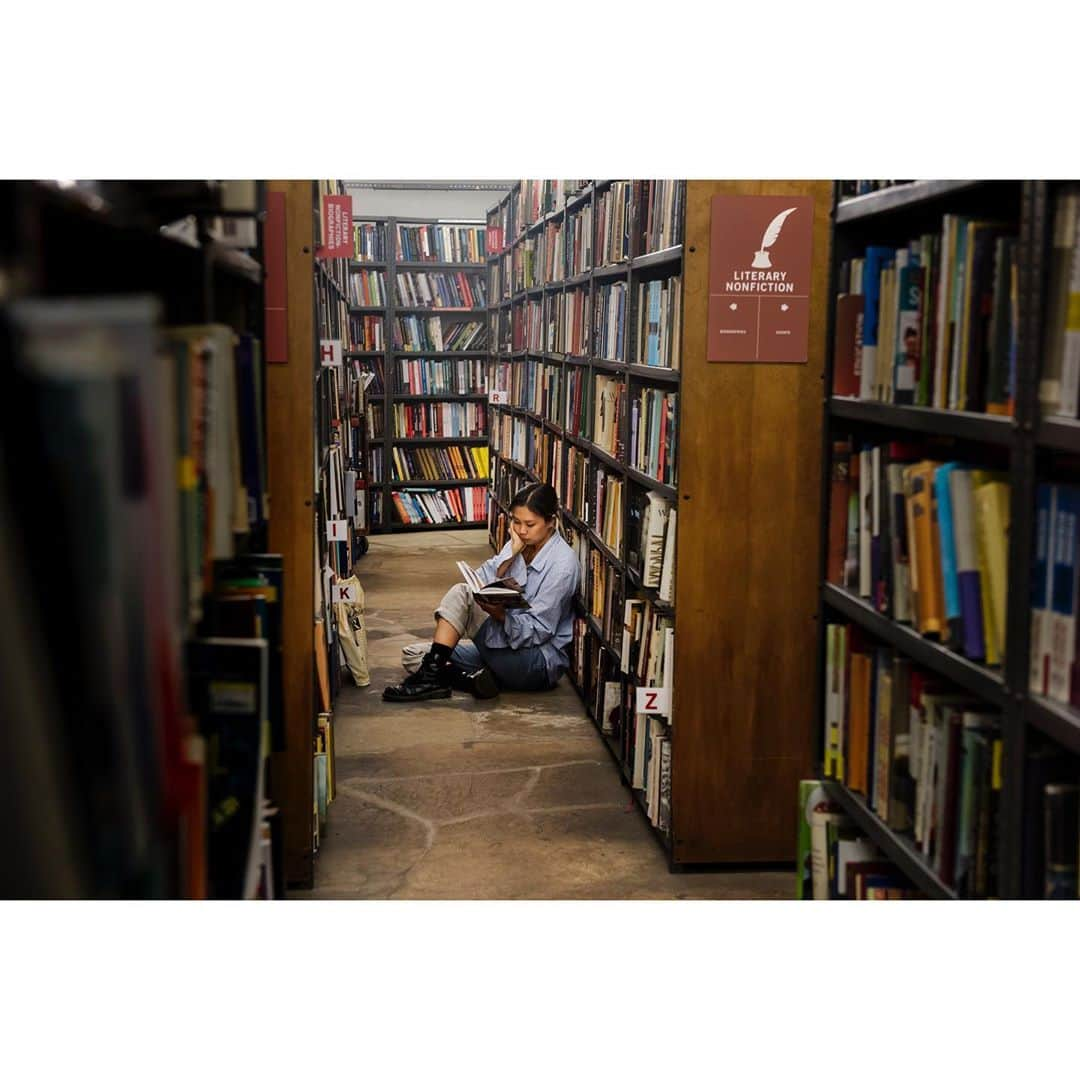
[349, 313, 384, 352]
[822, 636, 1001, 897]
[593, 282, 627, 362]
[391, 401, 487, 439]
[540, 363, 563, 425]
[560, 289, 590, 357]
[540, 218, 565, 283]
[1030, 483, 1080, 706]
[394, 223, 485, 264]
[629, 387, 678, 486]
[636, 180, 684, 254]
[595, 181, 632, 265]
[394, 271, 486, 310]
[831, 219, 1019, 413]
[393, 316, 487, 353]
[563, 366, 589, 436]
[390, 444, 489, 482]
[827, 439, 1009, 667]
[353, 221, 386, 262]
[392, 486, 487, 525]
[567, 202, 593, 276]
[349, 269, 385, 307]
[636, 276, 682, 368]
[394, 356, 485, 395]
[796, 781, 924, 899]
[628, 490, 677, 600]
[592, 374, 624, 458]
[1040, 187, 1080, 418]
[513, 235, 538, 293]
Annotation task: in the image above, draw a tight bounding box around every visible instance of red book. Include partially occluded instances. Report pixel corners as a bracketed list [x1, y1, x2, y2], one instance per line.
[832, 294, 864, 397]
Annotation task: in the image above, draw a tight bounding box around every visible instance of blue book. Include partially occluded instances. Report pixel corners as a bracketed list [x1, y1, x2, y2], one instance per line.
[616, 286, 625, 361]
[949, 467, 986, 661]
[934, 463, 963, 646]
[859, 246, 895, 399]
[1049, 485, 1080, 703]
[1031, 483, 1054, 693]
[647, 281, 661, 365]
[861, 245, 895, 378]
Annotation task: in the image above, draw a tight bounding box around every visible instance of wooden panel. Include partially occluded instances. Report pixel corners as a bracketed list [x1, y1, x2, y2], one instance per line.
[672, 180, 831, 863]
[266, 180, 316, 888]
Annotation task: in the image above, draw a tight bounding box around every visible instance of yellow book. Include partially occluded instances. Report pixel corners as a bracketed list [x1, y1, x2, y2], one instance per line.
[969, 471, 1000, 666]
[905, 460, 946, 637]
[973, 474, 1010, 664]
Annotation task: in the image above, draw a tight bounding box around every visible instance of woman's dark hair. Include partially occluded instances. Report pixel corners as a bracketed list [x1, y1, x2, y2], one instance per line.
[510, 481, 559, 520]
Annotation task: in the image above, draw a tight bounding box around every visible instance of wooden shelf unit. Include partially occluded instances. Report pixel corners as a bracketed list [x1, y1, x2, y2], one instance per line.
[485, 179, 831, 866]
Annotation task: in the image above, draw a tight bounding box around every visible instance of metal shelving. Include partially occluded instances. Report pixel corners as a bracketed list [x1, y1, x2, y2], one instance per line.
[819, 180, 1074, 899]
[349, 214, 491, 533]
[829, 397, 1016, 445]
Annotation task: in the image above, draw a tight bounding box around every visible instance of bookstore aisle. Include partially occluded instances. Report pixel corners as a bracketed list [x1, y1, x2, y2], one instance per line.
[302, 529, 790, 899]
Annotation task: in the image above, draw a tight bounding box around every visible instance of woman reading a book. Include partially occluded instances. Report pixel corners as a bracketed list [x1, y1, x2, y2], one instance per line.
[383, 482, 580, 702]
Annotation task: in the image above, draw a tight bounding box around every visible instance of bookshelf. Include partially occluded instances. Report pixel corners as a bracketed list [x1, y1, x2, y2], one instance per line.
[486, 180, 831, 867]
[267, 180, 366, 888]
[1, 181, 276, 898]
[348, 215, 490, 533]
[817, 179, 1080, 899]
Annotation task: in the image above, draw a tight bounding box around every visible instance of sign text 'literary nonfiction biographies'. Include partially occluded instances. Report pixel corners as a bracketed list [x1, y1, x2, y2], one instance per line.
[707, 194, 814, 364]
[318, 194, 353, 260]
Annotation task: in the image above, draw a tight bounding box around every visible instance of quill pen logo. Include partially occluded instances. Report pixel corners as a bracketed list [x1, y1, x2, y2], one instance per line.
[751, 207, 798, 269]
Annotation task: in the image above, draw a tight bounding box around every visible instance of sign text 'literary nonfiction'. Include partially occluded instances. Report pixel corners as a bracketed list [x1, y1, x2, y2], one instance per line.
[707, 193, 814, 364]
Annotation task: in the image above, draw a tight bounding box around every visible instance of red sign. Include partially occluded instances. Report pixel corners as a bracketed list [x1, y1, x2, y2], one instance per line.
[707, 194, 815, 363]
[317, 194, 352, 260]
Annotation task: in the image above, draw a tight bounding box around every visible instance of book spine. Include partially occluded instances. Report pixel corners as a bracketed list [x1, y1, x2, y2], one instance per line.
[1031, 483, 1054, 695]
[1049, 484, 1080, 703]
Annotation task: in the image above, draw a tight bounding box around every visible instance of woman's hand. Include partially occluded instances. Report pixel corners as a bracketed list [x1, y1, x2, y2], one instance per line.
[510, 532, 526, 558]
[476, 597, 507, 623]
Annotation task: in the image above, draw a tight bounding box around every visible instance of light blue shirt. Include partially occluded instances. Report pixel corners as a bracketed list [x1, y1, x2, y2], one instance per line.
[475, 532, 580, 684]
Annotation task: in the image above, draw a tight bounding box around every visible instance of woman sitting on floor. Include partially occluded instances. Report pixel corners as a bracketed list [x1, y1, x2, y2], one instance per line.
[383, 482, 580, 702]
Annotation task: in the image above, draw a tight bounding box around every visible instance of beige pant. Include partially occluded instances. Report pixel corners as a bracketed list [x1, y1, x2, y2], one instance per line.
[401, 582, 488, 674]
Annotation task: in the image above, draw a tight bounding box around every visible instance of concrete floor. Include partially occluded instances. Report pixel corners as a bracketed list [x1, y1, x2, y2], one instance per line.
[304, 529, 793, 900]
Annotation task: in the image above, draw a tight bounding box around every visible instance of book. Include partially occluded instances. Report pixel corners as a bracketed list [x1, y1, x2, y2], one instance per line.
[1040, 190, 1080, 416]
[1048, 485, 1080, 703]
[185, 637, 269, 900]
[832, 294, 863, 397]
[948, 467, 986, 661]
[797, 780, 840, 899]
[1031, 483, 1056, 695]
[456, 560, 531, 608]
[1043, 783, 1080, 899]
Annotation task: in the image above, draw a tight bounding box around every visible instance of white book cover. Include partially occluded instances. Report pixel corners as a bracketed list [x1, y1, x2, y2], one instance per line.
[643, 492, 670, 588]
[658, 508, 677, 602]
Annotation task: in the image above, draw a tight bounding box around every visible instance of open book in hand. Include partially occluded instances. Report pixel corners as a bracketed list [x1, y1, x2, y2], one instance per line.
[457, 560, 531, 609]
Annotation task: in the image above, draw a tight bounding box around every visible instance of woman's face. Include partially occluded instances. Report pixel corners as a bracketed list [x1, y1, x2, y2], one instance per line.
[512, 507, 554, 547]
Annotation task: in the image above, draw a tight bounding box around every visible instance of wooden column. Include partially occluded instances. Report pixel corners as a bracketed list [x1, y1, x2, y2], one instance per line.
[672, 180, 832, 863]
[266, 180, 316, 888]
